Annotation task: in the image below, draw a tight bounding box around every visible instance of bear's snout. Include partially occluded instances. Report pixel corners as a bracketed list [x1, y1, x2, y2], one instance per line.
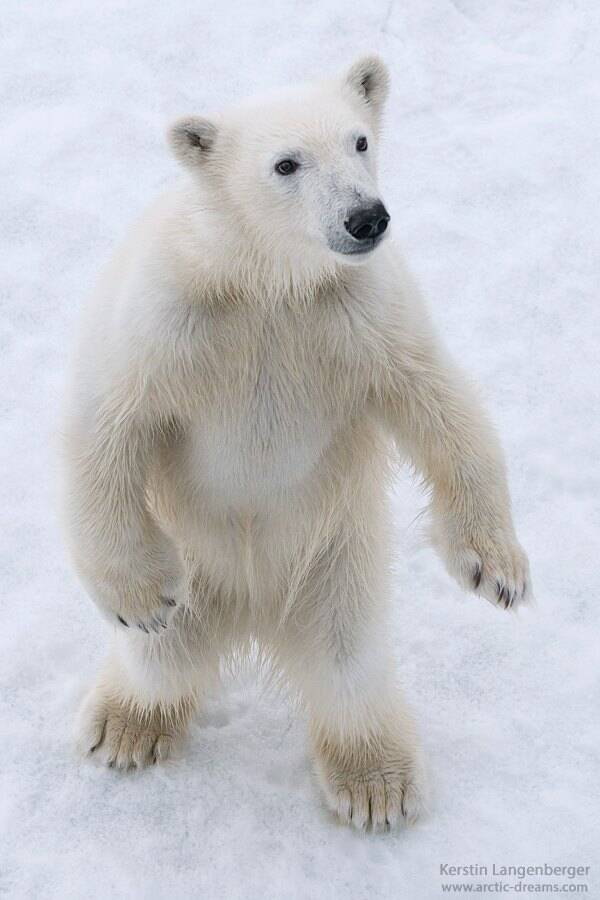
[344, 202, 390, 242]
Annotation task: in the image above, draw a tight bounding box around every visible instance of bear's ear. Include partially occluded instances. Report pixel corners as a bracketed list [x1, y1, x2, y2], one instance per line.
[168, 116, 218, 168]
[342, 55, 390, 125]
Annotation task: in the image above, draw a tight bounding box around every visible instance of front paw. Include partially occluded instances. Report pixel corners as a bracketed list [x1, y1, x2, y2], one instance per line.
[87, 540, 184, 633]
[434, 516, 531, 610]
[110, 589, 180, 634]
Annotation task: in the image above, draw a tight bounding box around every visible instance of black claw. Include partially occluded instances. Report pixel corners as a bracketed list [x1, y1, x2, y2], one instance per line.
[161, 596, 177, 607]
[473, 564, 482, 590]
[90, 744, 98, 753]
[138, 623, 149, 634]
[117, 615, 129, 627]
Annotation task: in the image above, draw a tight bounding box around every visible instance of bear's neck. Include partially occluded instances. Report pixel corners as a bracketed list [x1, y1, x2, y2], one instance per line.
[212, 246, 343, 308]
[189, 236, 346, 311]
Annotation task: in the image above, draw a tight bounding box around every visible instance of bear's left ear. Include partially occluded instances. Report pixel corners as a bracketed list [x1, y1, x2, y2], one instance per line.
[168, 116, 218, 169]
[342, 55, 390, 126]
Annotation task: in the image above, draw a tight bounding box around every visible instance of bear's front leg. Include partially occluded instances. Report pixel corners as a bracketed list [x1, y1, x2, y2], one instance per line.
[64, 387, 187, 633]
[377, 308, 532, 610]
[274, 519, 426, 830]
[430, 491, 530, 610]
[419, 397, 532, 610]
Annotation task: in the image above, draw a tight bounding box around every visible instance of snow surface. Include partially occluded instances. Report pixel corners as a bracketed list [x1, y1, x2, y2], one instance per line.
[2, 1, 599, 897]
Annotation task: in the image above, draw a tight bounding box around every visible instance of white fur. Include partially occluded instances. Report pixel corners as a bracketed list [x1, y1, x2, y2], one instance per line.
[64, 56, 530, 829]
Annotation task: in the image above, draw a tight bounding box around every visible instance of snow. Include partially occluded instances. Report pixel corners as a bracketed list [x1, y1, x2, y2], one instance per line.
[2, 1, 599, 897]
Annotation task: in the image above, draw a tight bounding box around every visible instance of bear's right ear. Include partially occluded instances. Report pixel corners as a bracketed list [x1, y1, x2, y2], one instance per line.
[168, 116, 218, 168]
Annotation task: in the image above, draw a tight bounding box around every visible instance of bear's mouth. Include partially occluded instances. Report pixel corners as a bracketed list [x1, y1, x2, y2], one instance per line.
[328, 232, 387, 257]
[340, 239, 378, 255]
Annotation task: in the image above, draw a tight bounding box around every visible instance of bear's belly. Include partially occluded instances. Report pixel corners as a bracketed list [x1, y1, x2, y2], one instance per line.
[182, 407, 337, 509]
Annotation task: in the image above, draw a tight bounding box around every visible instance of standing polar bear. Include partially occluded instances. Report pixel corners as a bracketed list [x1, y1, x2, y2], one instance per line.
[65, 56, 530, 830]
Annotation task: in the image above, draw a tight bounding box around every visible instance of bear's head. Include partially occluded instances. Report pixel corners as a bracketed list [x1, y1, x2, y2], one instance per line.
[168, 56, 391, 276]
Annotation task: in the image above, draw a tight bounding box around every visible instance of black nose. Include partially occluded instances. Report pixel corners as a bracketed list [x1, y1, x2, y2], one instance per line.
[344, 202, 390, 242]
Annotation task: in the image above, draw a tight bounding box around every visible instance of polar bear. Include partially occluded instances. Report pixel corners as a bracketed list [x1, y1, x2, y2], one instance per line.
[65, 56, 531, 830]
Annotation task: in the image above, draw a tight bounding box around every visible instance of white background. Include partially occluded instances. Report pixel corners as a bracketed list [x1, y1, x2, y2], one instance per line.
[2, 1, 599, 897]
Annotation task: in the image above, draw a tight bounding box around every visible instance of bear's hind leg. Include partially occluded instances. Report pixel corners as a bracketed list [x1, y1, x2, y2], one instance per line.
[76, 606, 218, 769]
[272, 519, 426, 830]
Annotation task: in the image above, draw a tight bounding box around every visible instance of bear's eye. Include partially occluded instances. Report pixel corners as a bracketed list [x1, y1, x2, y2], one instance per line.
[275, 159, 299, 176]
[356, 136, 368, 152]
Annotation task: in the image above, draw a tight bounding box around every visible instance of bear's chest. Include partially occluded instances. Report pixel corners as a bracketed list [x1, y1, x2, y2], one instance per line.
[183, 304, 367, 506]
[188, 362, 339, 506]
